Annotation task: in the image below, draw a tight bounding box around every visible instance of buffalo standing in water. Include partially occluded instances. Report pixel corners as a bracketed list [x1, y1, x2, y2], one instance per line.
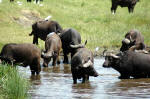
[103, 50, 150, 79]
[42, 32, 62, 67]
[71, 47, 98, 84]
[0, 43, 41, 75]
[59, 28, 85, 63]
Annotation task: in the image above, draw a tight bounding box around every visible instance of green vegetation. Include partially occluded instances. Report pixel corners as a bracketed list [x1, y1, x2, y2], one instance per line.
[0, 64, 30, 99]
[0, 0, 149, 51]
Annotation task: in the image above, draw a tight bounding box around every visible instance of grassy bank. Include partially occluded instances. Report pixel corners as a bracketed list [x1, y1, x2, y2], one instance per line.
[0, 0, 150, 51]
[0, 64, 30, 99]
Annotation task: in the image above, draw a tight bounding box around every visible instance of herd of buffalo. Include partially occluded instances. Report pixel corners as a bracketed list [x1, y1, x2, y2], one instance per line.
[0, 0, 148, 84]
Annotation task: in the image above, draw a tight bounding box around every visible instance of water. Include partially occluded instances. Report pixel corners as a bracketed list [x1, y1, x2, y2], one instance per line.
[18, 58, 150, 99]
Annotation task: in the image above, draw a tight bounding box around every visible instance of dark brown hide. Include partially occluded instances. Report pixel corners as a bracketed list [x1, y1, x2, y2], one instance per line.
[120, 29, 145, 52]
[59, 28, 82, 64]
[111, 0, 139, 14]
[71, 48, 98, 84]
[0, 43, 41, 75]
[103, 51, 150, 79]
[42, 33, 62, 67]
[29, 20, 63, 45]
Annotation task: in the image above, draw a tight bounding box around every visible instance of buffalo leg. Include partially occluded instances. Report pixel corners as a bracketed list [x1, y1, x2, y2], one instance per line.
[31, 58, 41, 75]
[52, 56, 57, 66]
[111, 4, 117, 14]
[128, 6, 134, 13]
[30, 66, 35, 75]
[63, 51, 68, 64]
[33, 36, 38, 45]
[82, 75, 89, 83]
[72, 74, 77, 84]
[57, 53, 60, 64]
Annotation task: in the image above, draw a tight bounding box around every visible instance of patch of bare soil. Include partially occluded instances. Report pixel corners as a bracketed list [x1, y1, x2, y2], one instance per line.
[13, 10, 42, 27]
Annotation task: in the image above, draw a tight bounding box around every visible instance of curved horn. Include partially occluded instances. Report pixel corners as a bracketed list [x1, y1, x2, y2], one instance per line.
[70, 44, 84, 48]
[41, 52, 52, 58]
[102, 49, 107, 57]
[130, 35, 134, 42]
[70, 40, 87, 49]
[110, 53, 120, 59]
[83, 60, 93, 68]
[123, 38, 130, 44]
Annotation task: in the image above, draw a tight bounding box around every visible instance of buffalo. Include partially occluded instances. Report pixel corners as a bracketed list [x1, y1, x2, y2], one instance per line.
[111, 0, 139, 14]
[103, 50, 150, 79]
[41, 32, 62, 67]
[120, 29, 145, 52]
[71, 47, 99, 84]
[59, 28, 85, 64]
[0, 43, 41, 75]
[29, 20, 63, 45]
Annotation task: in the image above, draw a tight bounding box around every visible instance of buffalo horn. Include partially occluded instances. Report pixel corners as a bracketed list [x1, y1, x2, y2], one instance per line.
[83, 60, 93, 68]
[102, 49, 107, 57]
[110, 53, 120, 59]
[123, 38, 130, 44]
[70, 40, 87, 48]
[41, 52, 52, 58]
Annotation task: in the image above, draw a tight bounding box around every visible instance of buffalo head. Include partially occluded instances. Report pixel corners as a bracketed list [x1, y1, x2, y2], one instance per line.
[103, 50, 121, 68]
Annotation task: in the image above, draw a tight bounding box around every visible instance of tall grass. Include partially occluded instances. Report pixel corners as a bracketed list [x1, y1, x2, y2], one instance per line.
[0, 64, 30, 99]
[0, 0, 149, 51]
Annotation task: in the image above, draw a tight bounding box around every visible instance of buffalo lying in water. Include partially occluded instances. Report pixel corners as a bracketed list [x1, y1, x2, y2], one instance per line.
[71, 48, 98, 84]
[41, 32, 62, 67]
[120, 29, 145, 52]
[0, 43, 41, 75]
[103, 50, 150, 79]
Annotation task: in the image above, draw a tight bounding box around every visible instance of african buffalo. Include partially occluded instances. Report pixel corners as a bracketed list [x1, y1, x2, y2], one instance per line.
[120, 29, 145, 52]
[59, 28, 85, 64]
[41, 32, 62, 67]
[103, 50, 150, 79]
[0, 43, 41, 75]
[111, 0, 139, 14]
[71, 48, 98, 84]
[29, 20, 63, 45]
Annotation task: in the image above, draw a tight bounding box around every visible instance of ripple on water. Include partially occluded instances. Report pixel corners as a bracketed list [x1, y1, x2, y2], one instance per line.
[18, 58, 150, 99]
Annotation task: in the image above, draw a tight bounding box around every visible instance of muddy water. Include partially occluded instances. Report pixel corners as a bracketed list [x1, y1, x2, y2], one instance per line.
[18, 58, 150, 99]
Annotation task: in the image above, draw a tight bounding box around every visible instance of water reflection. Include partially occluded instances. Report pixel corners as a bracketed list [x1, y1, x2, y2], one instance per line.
[18, 58, 150, 99]
[72, 82, 96, 99]
[105, 78, 150, 98]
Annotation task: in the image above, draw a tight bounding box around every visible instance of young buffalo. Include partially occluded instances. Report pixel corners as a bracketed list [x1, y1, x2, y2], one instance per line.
[41, 32, 62, 67]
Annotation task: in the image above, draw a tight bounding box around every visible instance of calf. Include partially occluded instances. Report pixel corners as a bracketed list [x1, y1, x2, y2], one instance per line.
[0, 43, 41, 75]
[71, 48, 98, 84]
[103, 50, 150, 79]
[120, 29, 145, 52]
[111, 0, 139, 14]
[41, 32, 62, 67]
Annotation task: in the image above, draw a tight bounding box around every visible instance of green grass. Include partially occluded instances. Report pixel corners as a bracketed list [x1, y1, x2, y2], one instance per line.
[0, 64, 30, 99]
[0, 0, 150, 52]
